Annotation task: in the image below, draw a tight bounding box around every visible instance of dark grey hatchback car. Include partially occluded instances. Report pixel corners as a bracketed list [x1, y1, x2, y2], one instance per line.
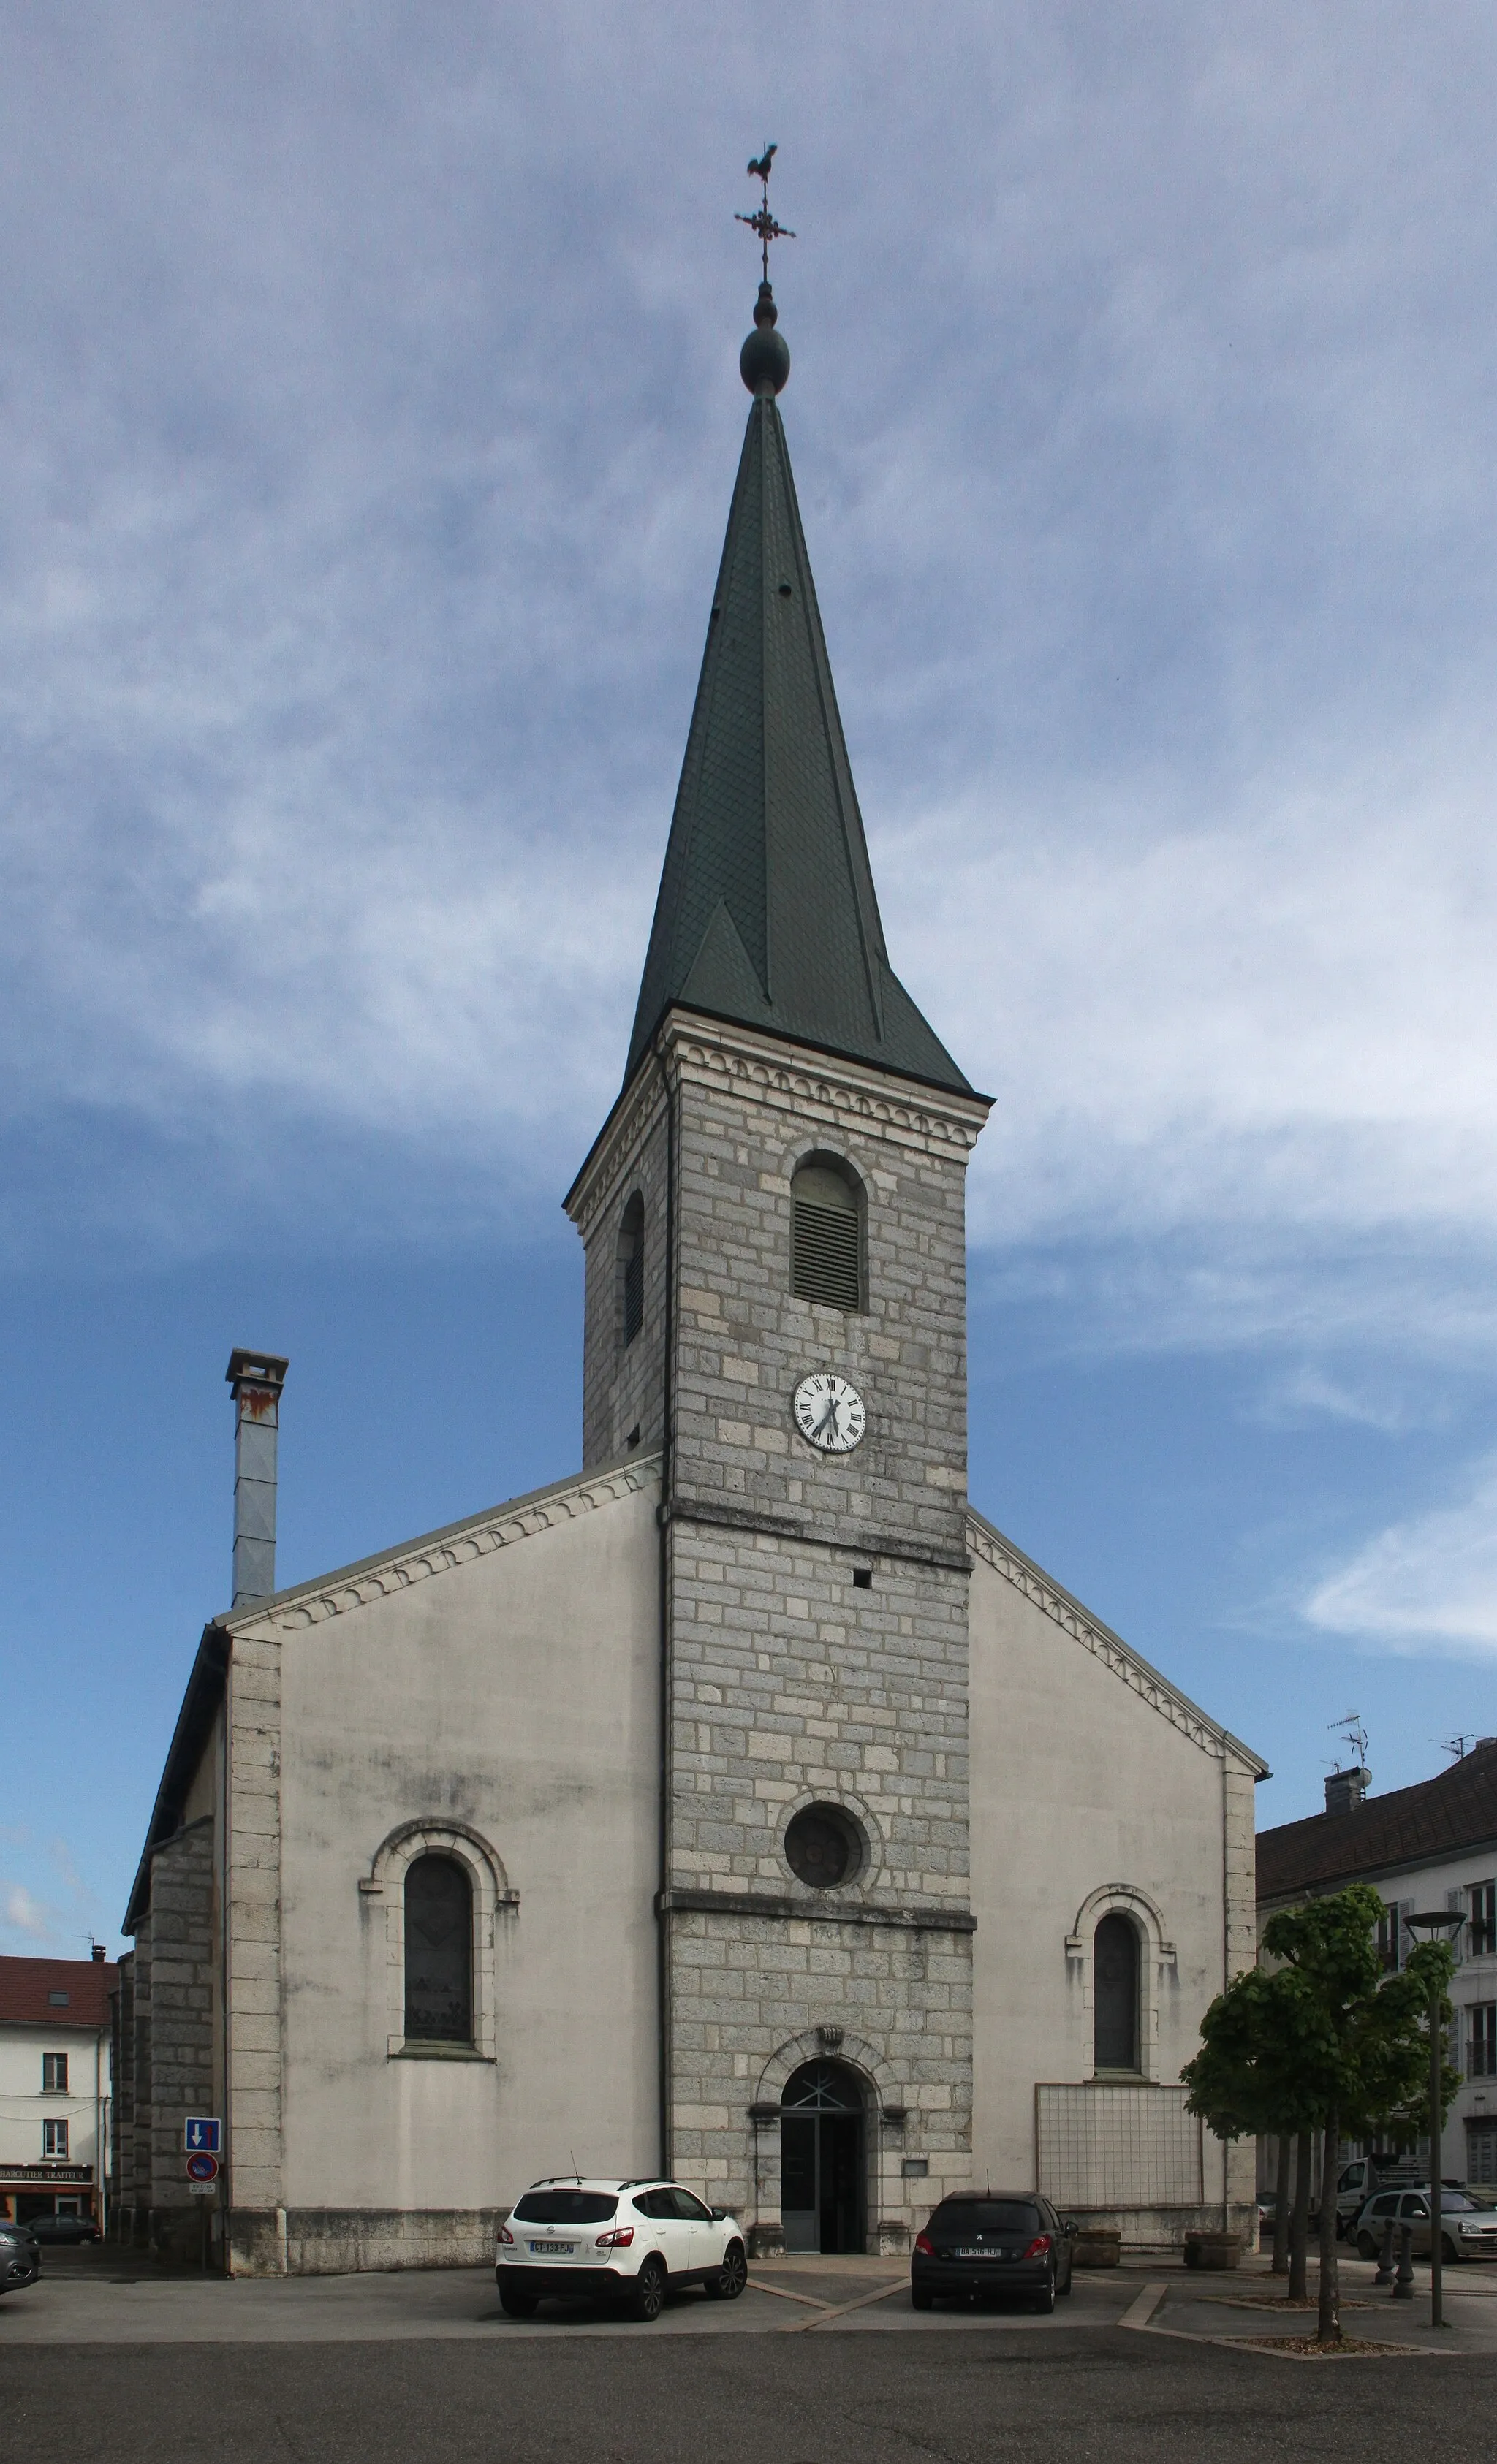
[912, 2194, 1077, 2311]
[0, 2222, 42, 2295]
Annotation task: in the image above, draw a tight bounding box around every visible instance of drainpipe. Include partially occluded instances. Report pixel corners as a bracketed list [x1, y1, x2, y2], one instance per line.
[656, 1043, 678, 2180]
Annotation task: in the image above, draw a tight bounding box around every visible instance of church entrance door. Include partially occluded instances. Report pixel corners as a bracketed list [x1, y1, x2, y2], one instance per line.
[780, 2060, 865, 2254]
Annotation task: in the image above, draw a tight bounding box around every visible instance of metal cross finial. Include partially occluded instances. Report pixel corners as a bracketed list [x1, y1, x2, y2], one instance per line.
[736, 142, 795, 281]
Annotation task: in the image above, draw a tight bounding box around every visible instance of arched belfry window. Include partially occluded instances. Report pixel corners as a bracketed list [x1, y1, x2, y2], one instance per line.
[791, 1156, 863, 1313]
[1094, 1912, 1140, 2073]
[618, 1193, 645, 1348]
[404, 1854, 473, 2044]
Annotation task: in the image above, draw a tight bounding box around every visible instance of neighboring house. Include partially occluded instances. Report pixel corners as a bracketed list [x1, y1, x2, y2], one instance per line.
[115, 277, 1267, 2277]
[1257, 1744, 1497, 2186]
[0, 1951, 116, 2228]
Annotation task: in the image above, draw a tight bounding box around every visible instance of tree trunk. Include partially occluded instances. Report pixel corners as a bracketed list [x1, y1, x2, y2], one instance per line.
[1288, 2129, 1312, 2301]
[1271, 2133, 1291, 2275]
[1316, 2113, 1341, 2343]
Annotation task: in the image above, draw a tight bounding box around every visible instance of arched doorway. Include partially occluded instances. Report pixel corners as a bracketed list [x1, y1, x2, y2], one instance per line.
[780, 2060, 865, 2253]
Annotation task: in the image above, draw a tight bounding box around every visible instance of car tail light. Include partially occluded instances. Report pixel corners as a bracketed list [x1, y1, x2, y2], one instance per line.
[1022, 2235, 1053, 2261]
[596, 2224, 634, 2248]
[496, 2224, 515, 2246]
[914, 2232, 935, 2258]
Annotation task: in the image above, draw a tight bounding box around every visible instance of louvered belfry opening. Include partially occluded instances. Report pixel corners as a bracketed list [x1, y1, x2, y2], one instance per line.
[792, 1157, 862, 1312]
[618, 1192, 645, 1347]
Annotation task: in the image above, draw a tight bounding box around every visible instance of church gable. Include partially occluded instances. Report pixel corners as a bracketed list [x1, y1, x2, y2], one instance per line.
[966, 1507, 1265, 1773]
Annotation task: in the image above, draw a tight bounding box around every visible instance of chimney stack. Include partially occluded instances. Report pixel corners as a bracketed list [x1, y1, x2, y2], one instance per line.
[226, 1348, 290, 1608]
[1324, 1766, 1371, 1817]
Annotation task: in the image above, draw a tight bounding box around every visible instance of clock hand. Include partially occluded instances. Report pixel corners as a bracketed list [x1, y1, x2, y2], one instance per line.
[814, 1393, 840, 1438]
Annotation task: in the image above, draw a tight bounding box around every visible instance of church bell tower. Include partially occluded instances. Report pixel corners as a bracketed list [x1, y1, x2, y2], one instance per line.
[565, 222, 990, 2251]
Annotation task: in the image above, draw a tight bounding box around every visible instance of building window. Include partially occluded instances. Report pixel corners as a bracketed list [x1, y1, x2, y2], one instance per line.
[42, 2053, 68, 2094]
[1469, 2118, 1497, 2186]
[1471, 1881, 1496, 1958]
[1470, 2002, 1497, 2080]
[791, 1157, 863, 1314]
[1094, 1914, 1140, 2072]
[42, 2121, 69, 2159]
[47, 1990, 69, 2007]
[1376, 1904, 1402, 1972]
[784, 1803, 864, 1890]
[618, 1193, 645, 1349]
[403, 1853, 474, 2044]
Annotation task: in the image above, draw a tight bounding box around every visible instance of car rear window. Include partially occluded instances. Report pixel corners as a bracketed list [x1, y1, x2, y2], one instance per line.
[933, 2200, 1039, 2234]
[512, 2189, 618, 2225]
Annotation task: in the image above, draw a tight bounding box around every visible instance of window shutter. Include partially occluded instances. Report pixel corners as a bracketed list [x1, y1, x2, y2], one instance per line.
[792, 1200, 860, 1312]
[1448, 1887, 1466, 1966]
[1398, 1899, 1417, 1972]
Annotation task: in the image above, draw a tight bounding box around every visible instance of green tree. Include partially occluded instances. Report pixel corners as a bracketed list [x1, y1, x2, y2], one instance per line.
[1182, 1962, 1322, 2296]
[1185, 1883, 1458, 2343]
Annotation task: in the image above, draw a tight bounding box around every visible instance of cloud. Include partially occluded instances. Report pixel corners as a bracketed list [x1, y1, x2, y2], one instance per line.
[3, 0, 1497, 1377]
[1, 1882, 58, 1942]
[1305, 1458, 1497, 1658]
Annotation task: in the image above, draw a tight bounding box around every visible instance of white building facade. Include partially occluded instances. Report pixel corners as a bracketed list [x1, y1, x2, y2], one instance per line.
[116, 278, 1265, 2273]
[0, 1953, 115, 2230]
[1257, 1746, 1497, 2187]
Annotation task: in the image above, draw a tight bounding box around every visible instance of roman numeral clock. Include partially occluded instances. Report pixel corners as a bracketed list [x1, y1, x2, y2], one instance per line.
[792, 1372, 867, 1455]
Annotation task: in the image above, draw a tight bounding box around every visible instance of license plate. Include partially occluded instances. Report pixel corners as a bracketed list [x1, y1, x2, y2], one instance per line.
[528, 2242, 575, 2256]
[952, 2247, 1004, 2260]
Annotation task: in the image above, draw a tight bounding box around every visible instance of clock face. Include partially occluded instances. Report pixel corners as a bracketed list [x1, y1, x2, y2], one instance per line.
[792, 1372, 867, 1455]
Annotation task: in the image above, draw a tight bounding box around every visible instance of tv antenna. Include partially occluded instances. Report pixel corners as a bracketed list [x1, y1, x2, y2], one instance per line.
[1328, 1709, 1369, 1771]
[1439, 1735, 1474, 1763]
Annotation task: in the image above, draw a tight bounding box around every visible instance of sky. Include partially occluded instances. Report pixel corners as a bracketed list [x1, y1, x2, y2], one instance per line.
[4, 1, 1497, 1957]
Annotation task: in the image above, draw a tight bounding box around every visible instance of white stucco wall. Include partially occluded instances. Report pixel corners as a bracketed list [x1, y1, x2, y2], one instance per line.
[0, 2024, 110, 2202]
[1262, 1846, 1497, 2187]
[969, 1542, 1249, 2219]
[273, 1475, 661, 2221]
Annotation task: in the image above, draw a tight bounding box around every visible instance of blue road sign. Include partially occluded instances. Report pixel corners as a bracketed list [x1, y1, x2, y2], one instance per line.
[183, 2116, 221, 2154]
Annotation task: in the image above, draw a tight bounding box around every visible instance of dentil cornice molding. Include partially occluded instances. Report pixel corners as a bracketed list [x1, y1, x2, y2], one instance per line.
[663, 1010, 991, 1154]
[226, 1456, 662, 1639]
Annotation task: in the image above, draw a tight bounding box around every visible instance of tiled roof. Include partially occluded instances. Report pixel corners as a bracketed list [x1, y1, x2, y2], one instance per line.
[0, 1955, 117, 2028]
[1257, 1740, 1497, 1903]
[625, 292, 970, 1098]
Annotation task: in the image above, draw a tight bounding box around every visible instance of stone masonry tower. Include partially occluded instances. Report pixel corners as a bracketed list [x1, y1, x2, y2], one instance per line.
[565, 271, 990, 2253]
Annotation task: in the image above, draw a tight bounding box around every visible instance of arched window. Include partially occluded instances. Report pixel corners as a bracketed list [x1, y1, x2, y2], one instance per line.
[403, 1854, 473, 2044]
[618, 1193, 645, 1348]
[791, 1156, 863, 1313]
[1094, 1912, 1140, 2072]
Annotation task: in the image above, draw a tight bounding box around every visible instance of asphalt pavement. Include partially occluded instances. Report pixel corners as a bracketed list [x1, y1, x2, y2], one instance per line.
[5, 2248, 1497, 2463]
[5, 2320, 1497, 2464]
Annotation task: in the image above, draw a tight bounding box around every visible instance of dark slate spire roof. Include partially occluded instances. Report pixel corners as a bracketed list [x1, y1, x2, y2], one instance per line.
[624, 284, 971, 1096]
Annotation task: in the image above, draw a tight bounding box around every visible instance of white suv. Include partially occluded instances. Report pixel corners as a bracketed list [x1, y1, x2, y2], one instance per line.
[496, 2178, 748, 2321]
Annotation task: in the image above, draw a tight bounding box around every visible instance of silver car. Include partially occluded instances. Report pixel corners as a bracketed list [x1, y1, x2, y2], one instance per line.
[1353, 2186, 1497, 2262]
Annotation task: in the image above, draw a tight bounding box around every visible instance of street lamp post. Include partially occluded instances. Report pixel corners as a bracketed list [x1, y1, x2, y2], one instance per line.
[1403, 1909, 1465, 2331]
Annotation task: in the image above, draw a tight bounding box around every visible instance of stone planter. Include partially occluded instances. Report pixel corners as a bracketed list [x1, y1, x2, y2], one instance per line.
[1071, 2227, 1121, 2267]
[1183, 2229, 1241, 2270]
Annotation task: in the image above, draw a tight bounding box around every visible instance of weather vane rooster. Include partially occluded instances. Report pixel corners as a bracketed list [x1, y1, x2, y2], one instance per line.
[736, 142, 795, 281]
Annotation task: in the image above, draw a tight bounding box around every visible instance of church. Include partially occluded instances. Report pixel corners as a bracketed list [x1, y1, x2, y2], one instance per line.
[113, 269, 1265, 2275]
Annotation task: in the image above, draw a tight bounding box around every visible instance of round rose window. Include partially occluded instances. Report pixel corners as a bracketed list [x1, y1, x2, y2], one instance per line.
[784, 1803, 863, 1890]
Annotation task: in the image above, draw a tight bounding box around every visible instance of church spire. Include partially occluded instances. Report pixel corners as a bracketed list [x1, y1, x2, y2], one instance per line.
[624, 237, 971, 1096]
